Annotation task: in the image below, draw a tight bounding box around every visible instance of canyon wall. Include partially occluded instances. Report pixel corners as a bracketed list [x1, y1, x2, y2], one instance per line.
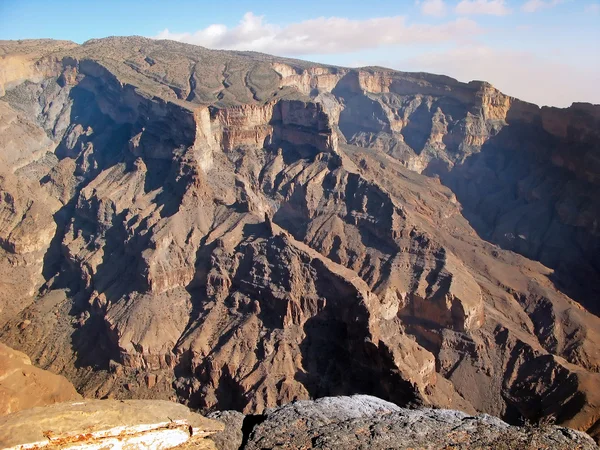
[0, 37, 599, 443]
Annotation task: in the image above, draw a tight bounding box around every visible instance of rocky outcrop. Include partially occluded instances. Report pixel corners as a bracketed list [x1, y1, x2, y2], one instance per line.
[2, 395, 593, 449]
[0, 343, 81, 415]
[0, 399, 223, 449]
[229, 395, 597, 449]
[206, 410, 245, 450]
[0, 36, 599, 445]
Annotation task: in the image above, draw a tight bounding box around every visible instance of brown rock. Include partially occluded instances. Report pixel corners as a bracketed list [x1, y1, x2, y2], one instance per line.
[0, 343, 81, 415]
[0, 399, 223, 449]
[146, 373, 158, 389]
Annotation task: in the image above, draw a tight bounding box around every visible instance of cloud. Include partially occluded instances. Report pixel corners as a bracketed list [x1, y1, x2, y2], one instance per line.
[154, 12, 481, 55]
[417, 0, 447, 17]
[585, 2, 600, 12]
[521, 0, 563, 12]
[399, 45, 600, 107]
[455, 0, 512, 15]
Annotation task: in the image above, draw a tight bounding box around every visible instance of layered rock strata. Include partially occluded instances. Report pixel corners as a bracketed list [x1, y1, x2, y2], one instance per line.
[0, 36, 598, 443]
[0, 399, 223, 449]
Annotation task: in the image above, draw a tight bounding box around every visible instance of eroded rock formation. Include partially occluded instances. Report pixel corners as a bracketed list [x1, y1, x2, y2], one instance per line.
[0, 36, 599, 443]
[0, 399, 223, 449]
[238, 395, 598, 449]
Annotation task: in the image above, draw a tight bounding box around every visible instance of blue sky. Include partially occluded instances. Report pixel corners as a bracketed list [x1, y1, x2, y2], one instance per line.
[1, 0, 599, 107]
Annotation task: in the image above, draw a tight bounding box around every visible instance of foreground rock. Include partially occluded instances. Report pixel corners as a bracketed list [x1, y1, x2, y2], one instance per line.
[0, 399, 223, 449]
[0, 342, 81, 415]
[241, 395, 597, 450]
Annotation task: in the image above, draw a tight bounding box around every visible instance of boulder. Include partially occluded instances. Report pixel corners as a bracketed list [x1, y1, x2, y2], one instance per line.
[0, 399, 223, 450]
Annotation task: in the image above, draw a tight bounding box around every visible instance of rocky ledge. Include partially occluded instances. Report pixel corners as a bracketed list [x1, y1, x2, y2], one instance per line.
[0, 399, 223, 450]
[221, 395, 597, 450]
[0, 395, 595, 450]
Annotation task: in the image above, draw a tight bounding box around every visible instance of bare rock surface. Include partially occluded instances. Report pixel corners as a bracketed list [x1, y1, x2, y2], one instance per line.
[0, 36, 599, 444]
[0, 399, 223, 450]
[242, 395, 597, 449]
[0, 342, 81, 415]
[205, 411, 245, 450]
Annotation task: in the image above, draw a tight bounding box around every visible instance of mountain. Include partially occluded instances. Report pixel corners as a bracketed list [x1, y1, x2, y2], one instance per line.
[0, 36, 599, 441]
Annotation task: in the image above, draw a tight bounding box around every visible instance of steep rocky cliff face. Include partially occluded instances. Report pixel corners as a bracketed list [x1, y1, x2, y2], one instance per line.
[272, 63, 600, 316]
[0, 36, 599, 442]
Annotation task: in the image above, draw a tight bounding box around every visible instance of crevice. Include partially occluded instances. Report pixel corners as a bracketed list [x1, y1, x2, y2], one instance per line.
[244, 67, 261, 102]
[186, 63, 197, 102]
[239, 414, 266, 450]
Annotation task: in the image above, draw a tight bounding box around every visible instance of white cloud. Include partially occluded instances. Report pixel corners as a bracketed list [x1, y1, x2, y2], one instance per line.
[585, 2, 600, 12]
[521, 0, 563, 13]
[455, 0, 512, 15]
[399, 45, 600, 107]
[154, 12, 481, 55]
[417, 0, 447, 17]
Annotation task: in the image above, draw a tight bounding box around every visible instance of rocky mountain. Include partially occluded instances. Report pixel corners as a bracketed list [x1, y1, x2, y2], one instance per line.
[0, 36, 599, 442]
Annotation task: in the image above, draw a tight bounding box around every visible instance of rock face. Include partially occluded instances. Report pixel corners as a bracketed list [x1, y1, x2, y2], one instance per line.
[0, 399, 223, 449]
[2, 395, 592, 450]
[240, 395, 597, 449]
[206, 410, 245, 450]
[0, 36, 599, 443]
[0, 343, 82, 415]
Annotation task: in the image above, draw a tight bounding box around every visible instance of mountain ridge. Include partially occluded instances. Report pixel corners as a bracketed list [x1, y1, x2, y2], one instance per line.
[4, 36, 599, 109]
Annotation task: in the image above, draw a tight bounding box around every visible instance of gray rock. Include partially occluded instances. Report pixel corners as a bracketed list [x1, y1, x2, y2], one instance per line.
[242, 395, 597, 450]
[207, 410, 245, 450]
[264, 394, 401, 424]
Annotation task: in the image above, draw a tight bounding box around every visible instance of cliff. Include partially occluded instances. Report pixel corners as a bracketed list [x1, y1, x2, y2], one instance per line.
[0, 36, 599, 443]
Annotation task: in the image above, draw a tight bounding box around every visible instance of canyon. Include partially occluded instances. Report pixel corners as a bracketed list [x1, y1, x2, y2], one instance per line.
[0, 36, 599, 444]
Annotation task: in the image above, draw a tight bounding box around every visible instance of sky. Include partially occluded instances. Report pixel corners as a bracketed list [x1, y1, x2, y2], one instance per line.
[1, 0, 599, 107]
